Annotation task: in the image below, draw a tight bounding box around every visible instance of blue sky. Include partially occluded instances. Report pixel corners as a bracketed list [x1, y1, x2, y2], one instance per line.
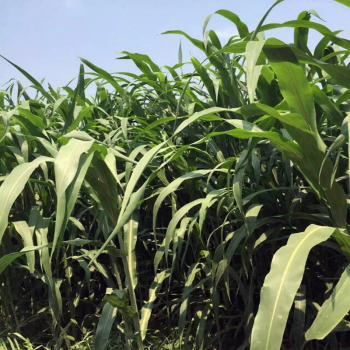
[0, 0, 349, 90]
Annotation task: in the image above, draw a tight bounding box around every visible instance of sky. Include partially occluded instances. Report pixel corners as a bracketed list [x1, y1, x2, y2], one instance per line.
[0, 0, 349, 91]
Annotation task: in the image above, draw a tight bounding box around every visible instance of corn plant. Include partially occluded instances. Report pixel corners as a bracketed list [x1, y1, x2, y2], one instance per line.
[1, 0, 350, 349]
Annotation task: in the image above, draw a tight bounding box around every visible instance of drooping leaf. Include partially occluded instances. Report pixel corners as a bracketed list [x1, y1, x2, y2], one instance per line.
[0, 156, 53, 243]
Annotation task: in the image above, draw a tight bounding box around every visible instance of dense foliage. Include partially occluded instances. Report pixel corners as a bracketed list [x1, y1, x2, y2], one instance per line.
[1, 1, 350, 349]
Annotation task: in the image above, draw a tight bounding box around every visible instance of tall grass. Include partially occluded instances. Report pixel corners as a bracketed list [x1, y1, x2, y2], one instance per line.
[1, 1, 350, 349]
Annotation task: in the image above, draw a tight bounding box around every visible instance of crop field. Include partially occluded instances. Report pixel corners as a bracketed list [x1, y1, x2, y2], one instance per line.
[1, 0, 350, 349]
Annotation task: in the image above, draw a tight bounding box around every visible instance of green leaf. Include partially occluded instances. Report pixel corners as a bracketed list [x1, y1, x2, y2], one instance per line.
[95, 302, 117, 350]
[140, 270, 170, 340]
[0, 55, 54, 103]
[77, 63, 85, 101]
[251, 0, 285, 41]
[259, 20, 350, 50]
[153, 170, 213, 233]
[294, 11, 311, 52]
[52, 139, 93, 255]
[312, 85, 343, 127]
[17, 108, 47, 129]
[263, 38, 317, 134]
[105, 291, 128, 309]
[306, 263, 350, 340]
[13, 221, 35, 273]
[246, 40, 265, 103]
[251, 225, 336, 350]
[215, 10, 249, 38]
[334, 0, 350, 8]
[161, 30, 205, 52]
[123, 212, 139, 290]
[179, 263, 201, 343]
[91, 141, 167, 263]
[80, 58, 125, 96]
[292, 286, 306, 349]
[191, 56, 217, 103]
[0, 156, 53, 244]
[0, 239, 92, 275]
[292, 46, 350, 89]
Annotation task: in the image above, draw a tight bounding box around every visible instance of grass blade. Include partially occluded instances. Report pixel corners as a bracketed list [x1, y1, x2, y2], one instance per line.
[251, 225, 336, 350]
[0, 156, 53, 243]
[305, 263, 350, 340]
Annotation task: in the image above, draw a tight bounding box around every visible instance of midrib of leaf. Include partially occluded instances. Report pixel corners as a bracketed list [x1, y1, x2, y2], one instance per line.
[52, 140, 92, 254]
[265, 226, 318, 349]
[127, 217, 137, 290]
[283, 57, 312, 132]
[56, 142, 82, 192]
[0, 157, 53, 240]
[0, 168, 32, 221]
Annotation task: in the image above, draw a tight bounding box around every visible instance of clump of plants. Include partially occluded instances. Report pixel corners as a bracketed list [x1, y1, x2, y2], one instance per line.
[1, 0, 350, 349]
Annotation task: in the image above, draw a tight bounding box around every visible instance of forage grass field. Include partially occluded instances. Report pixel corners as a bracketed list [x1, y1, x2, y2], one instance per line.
[1, 0, 350, 349]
